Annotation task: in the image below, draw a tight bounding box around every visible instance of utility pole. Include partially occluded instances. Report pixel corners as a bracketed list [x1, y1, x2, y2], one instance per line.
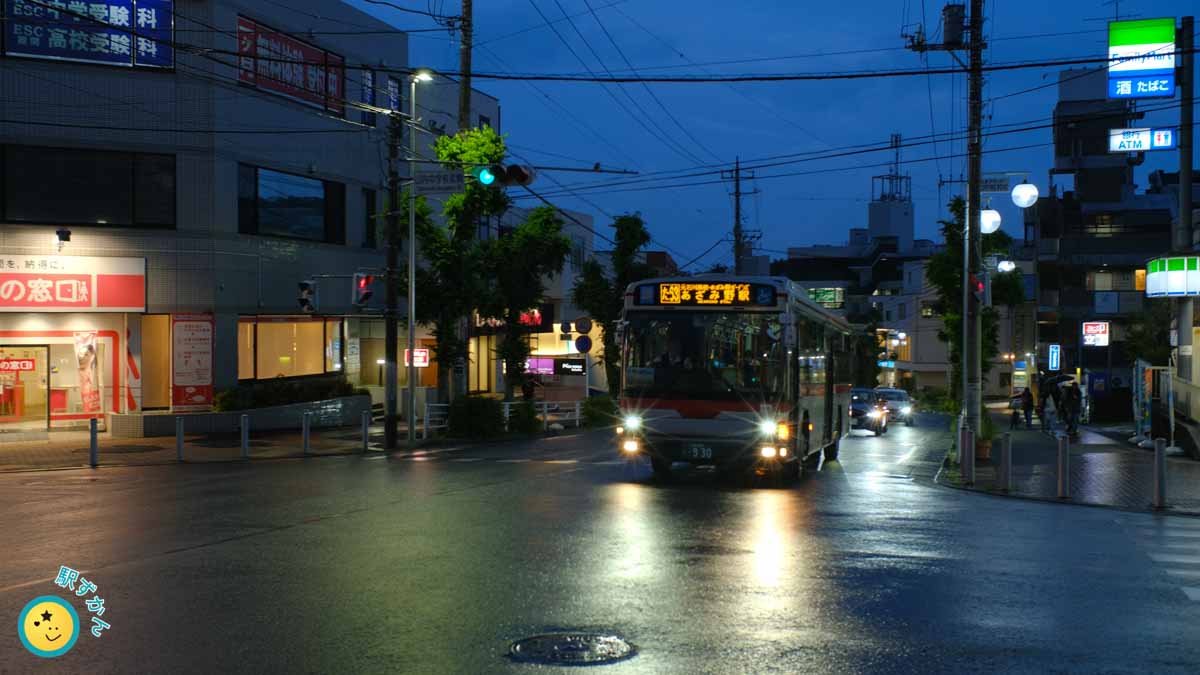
[965, 0, 985, 436]
[384, 113, 402, 450]
[1180, 16, 1195, 381]
[733, 157, 742, 274]
[457, 0, 473, 130]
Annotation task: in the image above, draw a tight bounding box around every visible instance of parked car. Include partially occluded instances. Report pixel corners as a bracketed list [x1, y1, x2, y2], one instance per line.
[849, 388, 888, 435]
[875, 388, 915, 426]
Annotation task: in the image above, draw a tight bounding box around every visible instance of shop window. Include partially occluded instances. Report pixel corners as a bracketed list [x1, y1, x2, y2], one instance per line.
[142, 315, 172, 409]
[3, 145, 175, 227]
[238, 165, 346, 244]
[236, 318, 349, 381]
[325, 320, 343, 373]
[920, 301, 937, 318]
[1135, 269, 1146, 291]
[237, 321, 255, 380]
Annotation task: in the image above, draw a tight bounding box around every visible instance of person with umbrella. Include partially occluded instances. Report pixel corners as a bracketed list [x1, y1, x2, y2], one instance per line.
[1021, 386, 1035, 430]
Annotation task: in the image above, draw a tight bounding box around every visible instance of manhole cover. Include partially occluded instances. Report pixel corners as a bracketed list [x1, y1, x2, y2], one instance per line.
[508, 633, 636, 666]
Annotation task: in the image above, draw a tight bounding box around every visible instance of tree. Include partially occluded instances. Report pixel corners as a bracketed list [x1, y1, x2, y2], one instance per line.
[479, 207, 571, 399]
[845, 306, 883, 387]
[570, 214, 654, 396]
[925, 197, 1010, 404]
[418, 127, 510, 402]
[1125, 298, 1172, 366]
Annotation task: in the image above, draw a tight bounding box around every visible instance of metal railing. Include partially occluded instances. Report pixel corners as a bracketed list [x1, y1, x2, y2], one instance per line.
[422, 403, 451, 440]
[419, 400, 586, 440]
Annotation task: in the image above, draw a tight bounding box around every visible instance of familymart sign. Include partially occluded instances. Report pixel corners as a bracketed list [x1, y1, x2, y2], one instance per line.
[1146, 257, 1200, 297]
[1108, 18, 1176, 99]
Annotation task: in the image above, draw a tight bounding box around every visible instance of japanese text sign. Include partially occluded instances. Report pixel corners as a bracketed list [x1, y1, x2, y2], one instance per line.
[1108, 18, 1176, 99]
[4, 0, 173, 68]
[237, 15, 344, 115]
[404, 348, 429, 368]
[0, 256, 144, 312]
[171, 314, 212, 411]
[1082, 321, 1110, 347]
[0, 358, 35, 371]
[638, 282, 777, 307]
[1108, 127, 1177, 152]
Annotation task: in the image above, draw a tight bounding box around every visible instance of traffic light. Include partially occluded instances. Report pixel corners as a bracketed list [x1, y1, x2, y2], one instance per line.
[968, 272, 991, 307]
[969, 274, 984, 305]
[298, 280, 316, 313]
[469, 164, 537, 187]
[352, 273, 375, 308]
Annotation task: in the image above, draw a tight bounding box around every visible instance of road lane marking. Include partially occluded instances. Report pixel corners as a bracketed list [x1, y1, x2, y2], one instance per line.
[544, 460, 578, 464]
[1148, 553, 1200, 564]
[1164, 569, 1200, 580]
[451, 458, 484, 462]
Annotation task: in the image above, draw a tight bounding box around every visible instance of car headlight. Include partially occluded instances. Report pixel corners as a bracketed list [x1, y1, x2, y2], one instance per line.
[901, 406, 912, 415]
[867, 409, 882, 419]
[624, 415, 641, 431]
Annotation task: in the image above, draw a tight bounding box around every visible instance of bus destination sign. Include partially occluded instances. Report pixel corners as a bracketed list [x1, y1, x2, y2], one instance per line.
[637, 282, 777, 307]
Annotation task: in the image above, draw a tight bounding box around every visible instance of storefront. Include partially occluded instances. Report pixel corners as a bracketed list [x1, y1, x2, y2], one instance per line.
[467, 305, 604, 400]
[0, 255, 146, 435]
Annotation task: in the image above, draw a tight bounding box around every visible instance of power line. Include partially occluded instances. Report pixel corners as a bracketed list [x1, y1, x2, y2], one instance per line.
[360, 0, 458, 20]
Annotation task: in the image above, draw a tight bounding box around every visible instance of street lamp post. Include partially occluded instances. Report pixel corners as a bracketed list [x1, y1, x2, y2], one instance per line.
[408, 70, 433, 447]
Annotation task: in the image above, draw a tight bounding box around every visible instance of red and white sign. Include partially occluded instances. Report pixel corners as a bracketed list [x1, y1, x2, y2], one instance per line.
[1083, 321, 1111, 347]
[0, 256, 145, 312]
[237, 16, 345, 115]
[0, 358, 35, 371]
[405, 349, 430, 368]
[172, 314, 214, 411]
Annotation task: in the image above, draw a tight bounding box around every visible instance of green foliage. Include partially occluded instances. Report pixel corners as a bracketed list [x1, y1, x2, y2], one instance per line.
[991, 270, 1026, 309]
[213, 376, 365, 412]
[480, 206, 571, 398]
[581, 395, 620, 427]
[977, 411, 997, 441]
[506, 401, 543, 434]
[845, 306, 883, 387]
[447, 396, 505, 439]
[1125, 298, 1173, 366]
[570, 214, 655, 396]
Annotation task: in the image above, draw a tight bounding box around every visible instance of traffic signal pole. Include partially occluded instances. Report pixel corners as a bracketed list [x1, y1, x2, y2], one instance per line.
[1179, 17, 1194, 382]
[408, 77, 420, 447]
[384, 112, 401, 450]
[965, 0, 985, 437]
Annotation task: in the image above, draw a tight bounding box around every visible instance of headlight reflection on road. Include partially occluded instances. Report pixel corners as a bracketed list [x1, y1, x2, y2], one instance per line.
[609, 483, 651, 580]
[750, 491, 789, 588]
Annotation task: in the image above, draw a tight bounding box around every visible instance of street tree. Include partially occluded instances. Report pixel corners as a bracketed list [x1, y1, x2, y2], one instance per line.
[571, 214, 653, 396]
[1125, 298, 1172, 366]
[479, 206, 571, 399]
[418, 126, 510, 402]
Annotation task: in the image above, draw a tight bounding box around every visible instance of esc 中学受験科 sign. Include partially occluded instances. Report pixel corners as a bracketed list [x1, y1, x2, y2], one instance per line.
[1108, 17, 1176, 99]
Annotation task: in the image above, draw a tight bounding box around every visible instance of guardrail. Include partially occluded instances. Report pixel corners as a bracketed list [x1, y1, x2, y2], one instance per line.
[419, 400, 585, 440]
[422, 403, 451, 440]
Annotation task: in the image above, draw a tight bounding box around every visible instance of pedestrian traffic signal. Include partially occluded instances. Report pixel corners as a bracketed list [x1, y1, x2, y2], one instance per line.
[968, 273, 990, 307]
[298, 280, 316, 313]
[352, 273, 375, 307]
[468, 164, 537, 187]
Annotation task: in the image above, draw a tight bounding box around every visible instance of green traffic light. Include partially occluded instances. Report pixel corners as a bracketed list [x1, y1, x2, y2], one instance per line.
[477, 167, 496, 185]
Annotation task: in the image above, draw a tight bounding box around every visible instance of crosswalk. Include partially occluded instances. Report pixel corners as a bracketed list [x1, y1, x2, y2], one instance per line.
[1126, 516, 1200, 602]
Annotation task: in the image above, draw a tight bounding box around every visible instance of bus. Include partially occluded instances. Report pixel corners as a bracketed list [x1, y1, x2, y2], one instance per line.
[616, 276, 854, 483]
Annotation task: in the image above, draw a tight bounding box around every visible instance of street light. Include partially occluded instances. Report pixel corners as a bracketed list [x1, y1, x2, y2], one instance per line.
[980, 209, 1002, 234]
[407, 68, 434, 447]
[1011, 181, 1039, 209]
[997, 260, 1017, 273]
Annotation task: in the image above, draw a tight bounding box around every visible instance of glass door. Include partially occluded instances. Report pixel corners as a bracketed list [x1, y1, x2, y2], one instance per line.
[0, 345, 50, 433]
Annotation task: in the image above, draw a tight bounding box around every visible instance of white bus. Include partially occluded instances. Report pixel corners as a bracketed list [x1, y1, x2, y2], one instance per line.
[616, 276, 854, 483]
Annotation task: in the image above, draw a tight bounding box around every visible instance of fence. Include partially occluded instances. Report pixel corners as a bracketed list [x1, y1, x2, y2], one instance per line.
[420, 400, 584, 440]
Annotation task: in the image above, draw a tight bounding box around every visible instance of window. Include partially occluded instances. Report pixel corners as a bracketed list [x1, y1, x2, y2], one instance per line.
[1088, 271, 1114, 291]
[363, 188, 378, 248]
[142, 315, 171, 409]
[1136, 269, 1147, 291]
[920, 301, 936, 318]
[898, 302, 907, 320]
[238, 165, 346, 244]
[238, 318, 343, 380]
[4, 145, 175, 227]
[479, 114, 491, 128]
[361, 69, 377, 127]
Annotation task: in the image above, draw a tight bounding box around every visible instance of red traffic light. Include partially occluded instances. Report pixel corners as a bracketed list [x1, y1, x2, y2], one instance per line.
[358, 274, 374, 289]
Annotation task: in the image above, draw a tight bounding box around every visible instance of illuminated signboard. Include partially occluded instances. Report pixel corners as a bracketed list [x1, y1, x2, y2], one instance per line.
[1082, 321, 1110, 347]
[3, 0, 173, 68]
[404, 349, 429, 368]
[1146, 257, 1200, 297]
[635, 282, 777, 307]
[1108, 18, 1176, 99]
[1108, 127, 1177, 152]
[237, 15, 345, 115]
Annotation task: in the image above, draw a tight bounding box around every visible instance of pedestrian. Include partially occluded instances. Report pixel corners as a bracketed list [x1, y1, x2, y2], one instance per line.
[1021, 387, 1035, 429]
[1040, 389, 1056, 434]
[1065, 382, 1082, 437]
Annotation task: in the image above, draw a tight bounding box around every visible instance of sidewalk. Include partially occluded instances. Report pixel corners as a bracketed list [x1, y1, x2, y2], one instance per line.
[942, 413, 1200, 515]
[0, 423, 419, 472]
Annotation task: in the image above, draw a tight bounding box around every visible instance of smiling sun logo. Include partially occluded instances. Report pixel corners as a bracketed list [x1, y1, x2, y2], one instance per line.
[17, 595, 79, 658]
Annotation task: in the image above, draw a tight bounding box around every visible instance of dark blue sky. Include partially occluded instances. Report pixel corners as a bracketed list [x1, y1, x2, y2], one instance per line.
[357, 0, 1195, 268]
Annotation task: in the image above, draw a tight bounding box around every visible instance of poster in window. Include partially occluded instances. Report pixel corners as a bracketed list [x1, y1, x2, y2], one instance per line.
[172, 314, 213, 410]
[73, 331, 100, 413]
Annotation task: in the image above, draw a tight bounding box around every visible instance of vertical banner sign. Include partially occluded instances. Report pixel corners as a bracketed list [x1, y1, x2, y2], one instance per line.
[3, 0, 174, 68]
[74, 331, 100, 413]
[172, 314, 213, 411]
[1048, 344, 1062, 371]
[236, 15, 345, 115]
[1108, 18, 1176, 99]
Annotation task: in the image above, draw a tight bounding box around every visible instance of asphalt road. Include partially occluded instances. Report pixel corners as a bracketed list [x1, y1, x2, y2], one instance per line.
[1, 415, 1198, 674]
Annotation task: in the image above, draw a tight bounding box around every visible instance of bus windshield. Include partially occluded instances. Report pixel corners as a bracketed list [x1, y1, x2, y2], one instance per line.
[623, 311, 787, 401]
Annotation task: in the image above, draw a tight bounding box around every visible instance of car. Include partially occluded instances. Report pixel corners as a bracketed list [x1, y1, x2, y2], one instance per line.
[849, 388, 888, 435]
[875, 387, 915, 426]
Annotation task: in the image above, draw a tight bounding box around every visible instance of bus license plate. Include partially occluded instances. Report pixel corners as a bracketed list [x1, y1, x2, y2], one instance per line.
[685, 444, 713, 459]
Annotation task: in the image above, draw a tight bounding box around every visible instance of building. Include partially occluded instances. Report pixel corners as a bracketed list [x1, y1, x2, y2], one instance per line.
[0, 0, 525, 437]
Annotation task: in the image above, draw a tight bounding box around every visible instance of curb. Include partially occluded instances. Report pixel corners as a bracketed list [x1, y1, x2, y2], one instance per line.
[932, 462, 1200, 519]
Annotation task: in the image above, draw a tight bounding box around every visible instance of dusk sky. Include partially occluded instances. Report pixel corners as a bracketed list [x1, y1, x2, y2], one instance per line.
[355, 0, 1196, 268]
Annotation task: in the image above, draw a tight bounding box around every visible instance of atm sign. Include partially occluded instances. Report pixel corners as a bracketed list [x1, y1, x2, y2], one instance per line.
[0, 359, 35, 371]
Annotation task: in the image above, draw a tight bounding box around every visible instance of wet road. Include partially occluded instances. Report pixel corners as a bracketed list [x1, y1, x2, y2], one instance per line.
[1, 416, 1198, 674]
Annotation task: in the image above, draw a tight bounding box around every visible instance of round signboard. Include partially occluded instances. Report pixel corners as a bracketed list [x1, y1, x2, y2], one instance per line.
[575, 335, 593, 354]
[559, 321, 572, 334]
[574, 317, 593, 334]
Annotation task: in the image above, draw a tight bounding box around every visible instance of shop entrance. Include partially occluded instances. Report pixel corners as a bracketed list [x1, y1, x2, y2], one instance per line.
[0, 345, 50, 433]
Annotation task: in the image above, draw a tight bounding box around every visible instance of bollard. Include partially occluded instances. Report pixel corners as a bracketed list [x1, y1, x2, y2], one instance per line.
[962, 428, 975, 485]
[175, 416, 185, 462]
[1154, 437, 1167, 510]
[361, 410, 371, 453]
[1057, 433, 1070, 499]
[302, 412, 311, 456]
[1000, 432, 1013, 492]
[241, 414, 250, 460]
[89, 418, 98, 468]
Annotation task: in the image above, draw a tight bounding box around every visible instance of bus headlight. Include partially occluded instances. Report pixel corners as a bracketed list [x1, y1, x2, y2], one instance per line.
[760, 446, 778, 458]
[624, 415, 642, 431]
[760, 421, 788, 439]
[622, 440, 640, 453]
